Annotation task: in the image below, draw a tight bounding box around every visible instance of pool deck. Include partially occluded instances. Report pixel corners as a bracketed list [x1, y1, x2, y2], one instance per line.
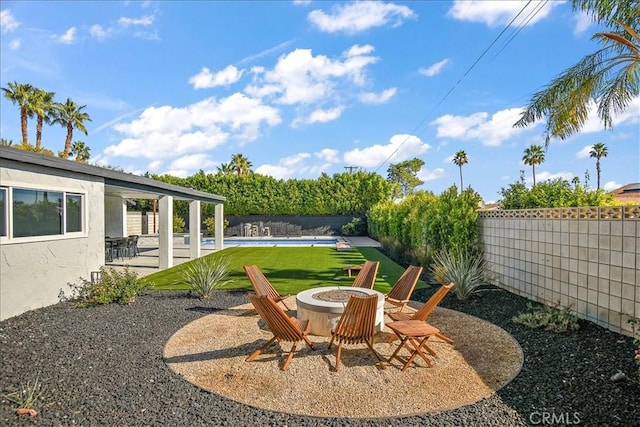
[106, 236, 381, 277]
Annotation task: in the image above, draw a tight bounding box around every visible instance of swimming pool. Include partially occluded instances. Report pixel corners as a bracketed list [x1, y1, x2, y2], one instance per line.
[202, 237, 339, 247]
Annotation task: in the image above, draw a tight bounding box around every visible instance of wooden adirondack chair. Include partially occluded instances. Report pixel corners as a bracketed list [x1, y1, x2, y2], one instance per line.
[351, 260, 379, 289]
[328, 294, 387, 371]
[384, 265, 422, 314]
[388, 282, 454, 345]
[244, 265, 290, 310]
[246, 293, 314, 371]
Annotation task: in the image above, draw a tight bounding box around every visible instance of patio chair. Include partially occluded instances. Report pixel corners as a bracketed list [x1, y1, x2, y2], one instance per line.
[127, 235, 140, 257]
[384, 265, 422, 314]
[351, 260, 379, 289]
[328, 294, 387, 371]
[246, 293, 314, 371]
[388, 282, 454, 345]
[244, 265, 291, 310]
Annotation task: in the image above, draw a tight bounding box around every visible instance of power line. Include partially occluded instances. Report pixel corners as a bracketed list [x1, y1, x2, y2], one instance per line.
[491, 0, 549, 61]
[374, 0, 534, 173]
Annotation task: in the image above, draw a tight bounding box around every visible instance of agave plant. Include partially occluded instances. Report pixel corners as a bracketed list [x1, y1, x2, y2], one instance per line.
[180, 256, 233, 299]
[430, 249, 492, 301]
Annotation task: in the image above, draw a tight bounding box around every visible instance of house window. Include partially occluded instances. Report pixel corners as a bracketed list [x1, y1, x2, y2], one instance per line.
[0, 188, 6, 237]
[66, 193, 83, 233]
[13, 189, 64, 237]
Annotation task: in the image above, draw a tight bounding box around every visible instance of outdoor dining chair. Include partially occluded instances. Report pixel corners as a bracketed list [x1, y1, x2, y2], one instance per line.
[388, 282, 455, 345]
[328, 294, 387, 371]
[244, 265, 291, 310]
[384, 265, 422, 314]
[350, 260, 379, 289]
[246, 293, 314, 371]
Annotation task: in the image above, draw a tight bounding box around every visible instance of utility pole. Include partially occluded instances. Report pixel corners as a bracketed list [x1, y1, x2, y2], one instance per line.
[344, 166, 358, 174]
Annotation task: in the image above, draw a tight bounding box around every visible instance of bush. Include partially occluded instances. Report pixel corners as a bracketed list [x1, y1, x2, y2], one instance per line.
[179, 256, 233, 299]
[512, 302, 580, 333]
[341, 217, 367, 236]
[430, 249, 492, 300]
[67, 267, 152, 307]
[173, 215, 186, 233]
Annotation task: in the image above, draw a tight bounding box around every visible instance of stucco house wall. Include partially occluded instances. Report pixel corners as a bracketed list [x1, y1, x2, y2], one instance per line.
[0, 160, 104, 320]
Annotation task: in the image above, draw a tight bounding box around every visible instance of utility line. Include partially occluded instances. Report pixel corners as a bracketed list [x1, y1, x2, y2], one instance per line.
[491, 0, 549, 61]
[374, 0, 535, 173]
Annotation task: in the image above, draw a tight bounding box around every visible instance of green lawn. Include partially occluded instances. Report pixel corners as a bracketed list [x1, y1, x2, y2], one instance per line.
[145, 246, 428, 295]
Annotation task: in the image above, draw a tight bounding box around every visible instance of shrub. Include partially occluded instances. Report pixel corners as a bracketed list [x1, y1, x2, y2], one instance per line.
[179, 256, 233, 299]
[341, 217, 367, 236]
[173, 215, 186, 233]
[68, 267, 152, 307]
[512, 302, 580, 333]
[430, 249, 492, 300]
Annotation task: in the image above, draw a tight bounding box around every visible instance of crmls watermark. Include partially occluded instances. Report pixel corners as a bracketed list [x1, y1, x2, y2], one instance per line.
[529, 411, 581, 425]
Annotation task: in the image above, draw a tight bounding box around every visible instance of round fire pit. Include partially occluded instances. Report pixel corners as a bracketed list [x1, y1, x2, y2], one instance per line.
[296, 286, 385, 336]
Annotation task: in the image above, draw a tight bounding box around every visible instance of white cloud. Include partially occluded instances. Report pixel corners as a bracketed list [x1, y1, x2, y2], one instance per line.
[358, 87, 397, 104]
[255, 153, 312, 179]
[603, 181, 622, 191]
[343, 134, 430, 168]
[189, 65, 244, 89]
[119, 15, 154, 27]
[106, 94, 281, 159]
[293, 106, 345, 127]
[431, 107, 528, 146]
[1, 9, 20, 33]
[576, 145, 593, 159]
[90, 24, 110, 41]
[573, 11, 592, 35]
[417, 167, 446, 182]
[419, 59, 449, 77]
[447, 0, 561, 27]
[528, 170, 575, 185]
[169, 154, 215, 171]
[581, 96, 640, 134]
[148, 159, 163, 171]
[8, 38, 20, 50]
[315, 148, 340, 163]
[308, 1, 416, 34]
[238, 39, 295, 65]
[53, 27, 76, 44]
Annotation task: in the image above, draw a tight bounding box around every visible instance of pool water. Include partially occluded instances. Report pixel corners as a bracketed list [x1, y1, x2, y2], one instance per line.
[202, 237, 339, 247]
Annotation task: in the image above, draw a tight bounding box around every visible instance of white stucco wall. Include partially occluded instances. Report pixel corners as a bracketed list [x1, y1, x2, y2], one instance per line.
[0, 161, 105, 320]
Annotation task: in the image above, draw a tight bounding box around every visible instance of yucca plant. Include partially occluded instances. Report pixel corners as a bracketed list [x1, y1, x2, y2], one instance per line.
[430, 249, 492, 300]
[179, 256, 233, 299]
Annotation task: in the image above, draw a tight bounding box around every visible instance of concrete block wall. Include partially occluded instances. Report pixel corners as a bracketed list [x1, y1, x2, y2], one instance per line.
[126, 212, 159, 236]
[478, 206, 640, 337]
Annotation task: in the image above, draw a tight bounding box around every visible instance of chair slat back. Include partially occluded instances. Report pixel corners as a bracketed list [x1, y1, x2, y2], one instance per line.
[247, 293, 302, 342]
[244, 265, 281, 300]
[386, 265, 422, 302]
[332, 294, 378, 345]
[351, 261, 379, 289]
[411, 282, 454, 321]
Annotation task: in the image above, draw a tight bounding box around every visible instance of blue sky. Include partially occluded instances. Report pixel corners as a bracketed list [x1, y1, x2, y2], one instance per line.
[1, 1, 638, 203]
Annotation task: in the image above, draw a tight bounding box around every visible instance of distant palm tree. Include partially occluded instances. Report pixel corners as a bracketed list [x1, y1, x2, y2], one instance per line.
[70, 141, 91, 163]
[452, 150, 468, 193]
[0, 138, 14, 146]
[2, 81, 34, 147]
[230, 153, 252, 176]
[31, 89, 56, 150]
[52, 98, 91, 159]
[522, 144, 545, 186]
[589, 142, 609, 190]
[217, 162, 234, 175]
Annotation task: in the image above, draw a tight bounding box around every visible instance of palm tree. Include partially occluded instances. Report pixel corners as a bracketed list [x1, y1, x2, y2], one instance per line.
[452, 150, 468, 193]
[31, 89, 56, 151]
[216, 162, 234, 175]
[70, 141, 91, 163]
[230, 153, 252, 176]
[2, 81, 34, 147]
[522, 144, 545, 186]
[515, 2, 639, 146]
[589, 142, 609, 190]
[52, 98, 91, 159]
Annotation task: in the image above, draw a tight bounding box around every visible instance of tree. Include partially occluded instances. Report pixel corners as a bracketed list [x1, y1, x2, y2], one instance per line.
[589, 142, 608, 189]
[452, 150, 468, 193]
[216, 162, 234, 175]
[515, 1, 640, 145]
[523, 145, 545, 186]
[31, 89, 56, 151]
[52, 98, 91, 159]
[2, 81, 34, 147]
[386, 158, 425, 199]
[70, 141, 91, 163]
[229, 153, 252, 176]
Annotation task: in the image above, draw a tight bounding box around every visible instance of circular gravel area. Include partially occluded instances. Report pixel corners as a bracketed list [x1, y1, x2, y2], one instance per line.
[164, 297, 523, 418]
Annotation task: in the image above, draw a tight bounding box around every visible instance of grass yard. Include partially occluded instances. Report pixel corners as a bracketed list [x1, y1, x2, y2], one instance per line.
[145, 246, 429, 295]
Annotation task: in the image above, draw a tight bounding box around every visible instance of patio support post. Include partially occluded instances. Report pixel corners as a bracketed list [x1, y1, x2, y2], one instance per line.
[215, 203, 224, 250]
[189, 200, 201, 260]
[158, 195, 173, 269]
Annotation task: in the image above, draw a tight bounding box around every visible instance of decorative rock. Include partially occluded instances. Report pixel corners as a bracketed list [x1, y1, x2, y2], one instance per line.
[610, 371, 626, 383]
